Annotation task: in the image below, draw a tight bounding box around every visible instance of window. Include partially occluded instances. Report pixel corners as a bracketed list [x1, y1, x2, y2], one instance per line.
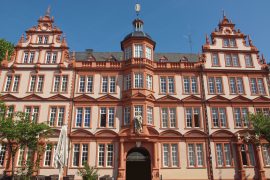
[29, 75, 44, 92]
[211, 107, 227, 128]
[162, 144, 179, 167]
[25, 106, 39, 122]
[146, 74, 153, 90]
[100, 107, 115, 128]
[212, 53, 219, 66]
[23, 52, 35, 63]
[262, 144, 270, 166]
[134, 73, 143, 88]
[145, 46, 152, 60]
[44, 36, 49, 44]
[98, 144, 114, 167]
[225, 54, 240, 67]
[250, 78, 266, 95]
[82, 144, 88, 165]
[124, 46, 132, 60]
[245, 55, 253, 67]
[53, 75, 68, 92]
[185, 107, 200, 128]
[134, 44, 143, 58]
[124, 74, 131, 90]
[38, 36, 43, 44]
[240, 144, 255, 166]
[161, 107, 176, 128]
[75, 107, 91, 127]
[187, 143, 204, 167]
[234, 107, 249, 128]
[183, 76, 198, 94]
[229, 77, 244, 94]
[4, 75, 20, 92]
[46, 52, 57, 64]
[101, 76, 116, 93]
[223, 39, 236, 47]
[17, 147, 33, 166]
[7, 105, 14, 118]
[0, 144, 6, 166]
[147, 107, 153, 125]
[78, 76, 94, 93]
[160, 76, 175, 94]
[134, 105, 143, 117]
[216, 143, 232, 167]
[208, 77, 223, 94]
[255, 107, 270, 116]
[44, 144, 55, 166]
[37, 36, 49, 44]
[124, 107, 131, 125]
[49, 106, 65, 127]
[73, 144, 80, 166]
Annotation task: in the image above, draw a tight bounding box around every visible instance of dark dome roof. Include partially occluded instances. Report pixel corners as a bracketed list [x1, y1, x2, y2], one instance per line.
[123, 31, 153, 41]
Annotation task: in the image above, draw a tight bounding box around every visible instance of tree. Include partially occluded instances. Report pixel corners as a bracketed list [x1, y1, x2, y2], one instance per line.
[0, 39, 14, 62]
[0, 101, 50, 180]
[249, 112, 270, 143]
[77, 162, 99, 180]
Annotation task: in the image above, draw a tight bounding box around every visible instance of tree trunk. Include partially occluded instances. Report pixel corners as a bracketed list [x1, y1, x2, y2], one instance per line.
[11, 153, 15, 180]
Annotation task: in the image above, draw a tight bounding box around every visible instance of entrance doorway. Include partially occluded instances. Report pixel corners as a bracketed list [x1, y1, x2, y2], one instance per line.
[126, 147, 151, 180]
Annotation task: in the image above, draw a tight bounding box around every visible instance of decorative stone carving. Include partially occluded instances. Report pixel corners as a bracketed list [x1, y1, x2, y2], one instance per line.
[134, 113, 143, 134]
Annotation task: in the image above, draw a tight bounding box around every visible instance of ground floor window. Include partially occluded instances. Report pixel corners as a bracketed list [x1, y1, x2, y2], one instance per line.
[162, 143, 179, 167]
[262, 144, 270, 166]
[215, 143, 233, 167]
[187, 143, 205, 167]
[98, 143, 114, 167]
[0, 144, 6, 166]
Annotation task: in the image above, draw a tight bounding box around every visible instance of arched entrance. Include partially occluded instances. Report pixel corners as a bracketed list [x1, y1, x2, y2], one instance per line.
[126, 147, 151, 180]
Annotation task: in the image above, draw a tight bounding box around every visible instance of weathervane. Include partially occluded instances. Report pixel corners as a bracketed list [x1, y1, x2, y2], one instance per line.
[135, 3, 141, 17]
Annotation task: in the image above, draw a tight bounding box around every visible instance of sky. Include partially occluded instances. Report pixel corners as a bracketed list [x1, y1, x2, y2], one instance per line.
[0, 0, 270, 62]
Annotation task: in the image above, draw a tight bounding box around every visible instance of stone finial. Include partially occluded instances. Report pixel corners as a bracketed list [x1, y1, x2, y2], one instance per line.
[261, 54, 266, 64]
[61, 34, 68, 47]
[45, 5, 51, 16]
[206, 34, 210, 45]
[248, 35, 254, 47]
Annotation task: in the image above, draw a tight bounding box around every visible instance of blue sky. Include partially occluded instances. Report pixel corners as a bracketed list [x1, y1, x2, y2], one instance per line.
[1, 0, 269, 62]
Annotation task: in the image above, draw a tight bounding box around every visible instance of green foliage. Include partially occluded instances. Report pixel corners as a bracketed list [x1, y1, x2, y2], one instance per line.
[0, 38, 14, 61]
[77, 162, 99, 180]
[249, 112, 270, 143]
[0, 101, 50, 179]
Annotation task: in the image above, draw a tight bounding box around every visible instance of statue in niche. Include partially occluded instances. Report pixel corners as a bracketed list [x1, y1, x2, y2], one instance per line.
[134, 112, 143, 134]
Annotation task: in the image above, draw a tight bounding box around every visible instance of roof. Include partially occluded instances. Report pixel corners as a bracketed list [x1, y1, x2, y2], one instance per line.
[123, 31, 153, 41]
[72, 51, 199, 62]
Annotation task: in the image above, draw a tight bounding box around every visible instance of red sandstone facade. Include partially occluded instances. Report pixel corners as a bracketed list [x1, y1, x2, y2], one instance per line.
[0, 10, 270, 180]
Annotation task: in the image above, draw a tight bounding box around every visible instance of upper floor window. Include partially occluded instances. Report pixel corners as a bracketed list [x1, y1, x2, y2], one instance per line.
[29, 75, 44, 92]
[187, 143, 205, 167]
[101, 76, 116, 93]
[262, 144, 270, 166]
[255, 107, 270, 116]
[145, 46, 152, 60]
[147, 106, 153, 125]
[240, 144, 255, 167]
[223, 38, 236, 47]
[212, 53, 220, 66]
[250, 78, 266, 95]
[37, 36, 49, 44]
[46, 52, 57, 64]
[53, 75, 68, 93]
[234, 107, 249, 128]
[0, 144, 6, 166]
[98, 143, 114, 167]
[75, 107, 91, 128]
[161, 107, 176, 128]
[160, 76, 175, 94]
[100, 107, 115, 128]
[162, 143, 179, 168]
[4, 75, 20, 92]
[25, 106, 39, 123]
[124, 46, 132, 60]
[211, 107, 227, 128]
[216, 143, 233, 167]
[49, 106, 65, 127]
[79, 76, 93, 93]
[124, 74, 132, 91]
[124, 107, 131, 126]
[183, 76, 198, 94]
[208, 77, 223, 94]
[23, 52, 35, 63]
[245, 55, 253, 67]
[225, 54, 240, 67]
[134, 73, 143, 88]
[146, 74, 153, 90]
[185, 107, 201, 128]
[134, 44, 143, 58]
[229, 77, 244, 94]
[134, 105, 143, 117]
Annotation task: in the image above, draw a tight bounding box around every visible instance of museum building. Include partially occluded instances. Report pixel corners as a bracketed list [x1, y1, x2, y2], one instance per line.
[0, 7, 270, 180]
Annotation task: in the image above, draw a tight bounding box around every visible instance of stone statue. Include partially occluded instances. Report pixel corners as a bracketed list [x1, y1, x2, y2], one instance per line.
[134, 113, 143, 134]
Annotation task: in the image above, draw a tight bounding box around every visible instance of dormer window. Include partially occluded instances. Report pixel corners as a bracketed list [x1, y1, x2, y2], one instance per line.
[223, 38, 236, 47]
[38, 36, 43, 44]
[145, 46, 152, 60]
[46, 52, 57, 64]
[44, 36, 49, 44]
[23, 52, 35, 63]
[124, 47, 132, 60]
[134, 44, 143, 58]
[37, 35, 49, 44]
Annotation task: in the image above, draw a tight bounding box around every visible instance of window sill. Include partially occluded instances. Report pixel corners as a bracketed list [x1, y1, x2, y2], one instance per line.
[250, 93, 267, 96]
[184, 127, 203, 130]
[160, 127, 179, 130]
[245, 66, 255, 68]
[161, 167, 181, 169]
[76, 92, 94, 94]
[72, 127, 92, 129]
[96, 167, 114, 169]
[99, 92, 117, 95]
[211, 127, 230, 129]
[186, 166, 206, 169]
[158, 93, 177, 95]
[208, 93, 225, 95]
[229, 93, 246, 96]
[182, 93, 200, 95]
[211, 65, 221, 67]
[215, 166, 234, 169]
[50, 92, 69, 94]
[97, 127, 116, 129]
